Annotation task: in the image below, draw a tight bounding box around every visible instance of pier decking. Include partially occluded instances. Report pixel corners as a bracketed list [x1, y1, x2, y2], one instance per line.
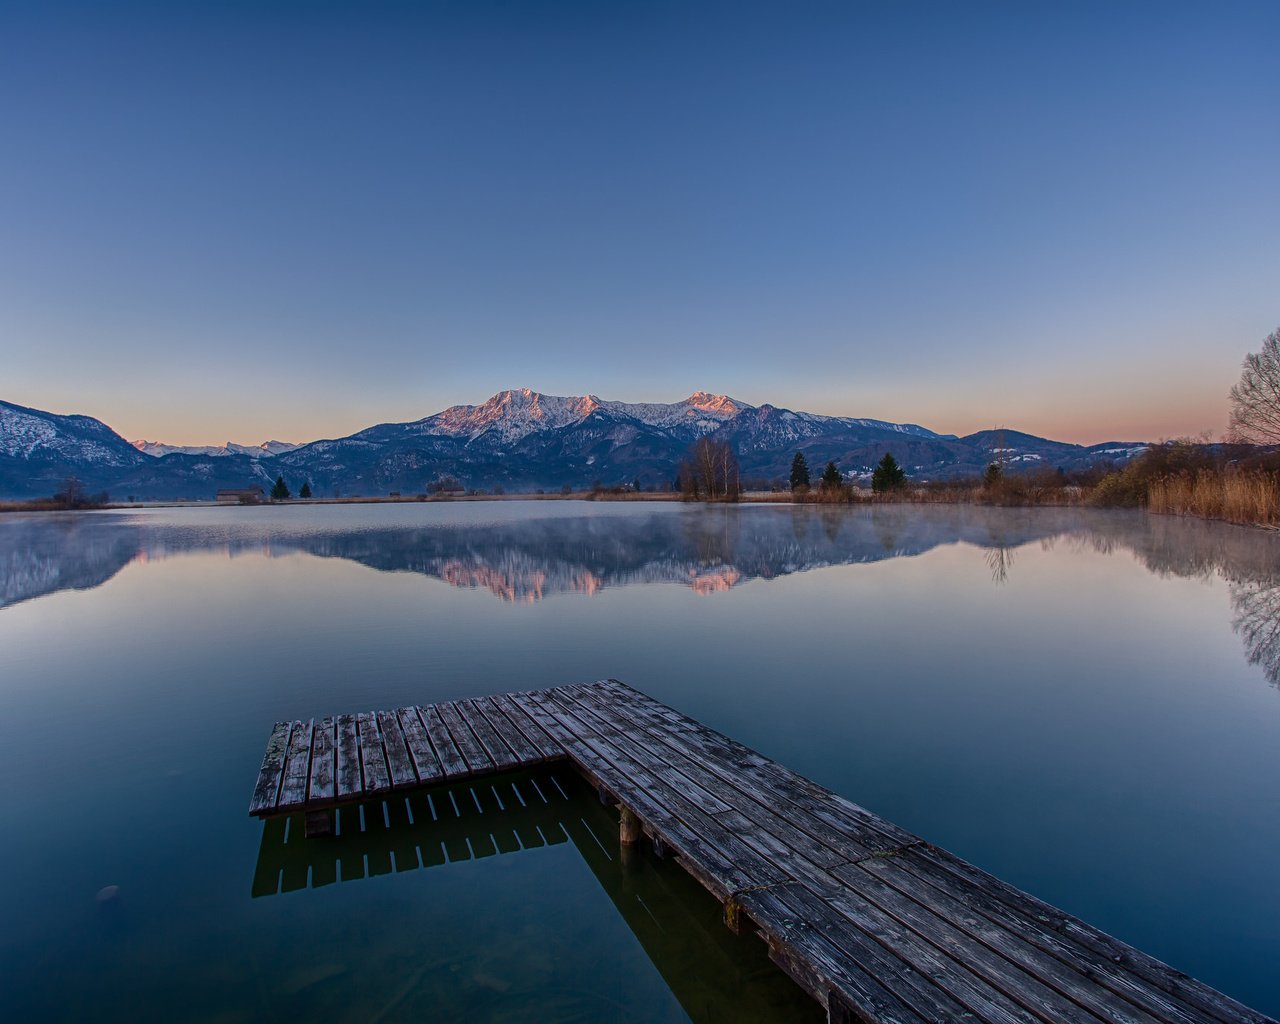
[249, 680, 1274, 1024]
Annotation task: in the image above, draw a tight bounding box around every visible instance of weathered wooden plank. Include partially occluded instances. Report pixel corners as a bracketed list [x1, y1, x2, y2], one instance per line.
[335, 714, 361, 799]
[530, 689, 789, 894]
[766, 880, 984, 1023]
[568, 686, 849, 870]
[592, 684, 890, 861]
[277, 720, 314, 809]
[908, 844, 1275, 1024]
[307, 717, 336, 804]
[740, 882, 939, 1024]
[418, 704, 468, 778]
[561, 687, 880, 890]
[509, 689, 760, 897]
[357, 712, 392, 794]
[376, 709, 418, 788]
[821, 862, 1122, 1024]
[456, 699, 519, 770]
[596, 680, 916, 852]
[507, 690, 574, 746]
[550, 688, 733, 816]
[473, 695, 544, 764]
[858, 851, 1205, 1024]
[805, 873, 1046, 1023]
[435, 700, 493, 774]
[249, 721, 293, 814]
[489, 692, 564, 759]
[566, 713, 853, 904]
[396, 706, 443, 784]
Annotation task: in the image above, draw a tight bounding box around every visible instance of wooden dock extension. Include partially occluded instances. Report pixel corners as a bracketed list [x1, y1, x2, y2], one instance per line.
[249, 681, 1275, 1024]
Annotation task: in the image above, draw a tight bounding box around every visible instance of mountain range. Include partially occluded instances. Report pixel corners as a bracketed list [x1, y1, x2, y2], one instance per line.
[131, 439, 302, 459]
[0, 389, 1147, 500]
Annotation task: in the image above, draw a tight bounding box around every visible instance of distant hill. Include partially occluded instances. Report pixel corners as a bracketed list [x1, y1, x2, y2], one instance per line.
[0, 390, 1147, 500]
[1, 399, 148, 498]
[0, 399, 279, 500]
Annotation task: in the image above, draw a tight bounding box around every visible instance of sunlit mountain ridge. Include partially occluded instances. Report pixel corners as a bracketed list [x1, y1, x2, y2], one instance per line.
[0, 391, 1145, 500]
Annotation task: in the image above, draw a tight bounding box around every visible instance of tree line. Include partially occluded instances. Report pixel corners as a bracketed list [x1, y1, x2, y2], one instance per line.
[677, 437, 741, 500]
[785, 449, 907, 500]
[269, 475, 312, 500]
[676, 439, 909, 502]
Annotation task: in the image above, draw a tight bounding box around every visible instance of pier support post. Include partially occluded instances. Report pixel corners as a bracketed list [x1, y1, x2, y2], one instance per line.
[618, 805, 642, 846]
[723, 897, 744, 935]
[826, 993, 857, 1024]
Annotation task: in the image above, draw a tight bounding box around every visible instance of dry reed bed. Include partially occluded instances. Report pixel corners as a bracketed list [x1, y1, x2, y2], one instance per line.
[1148, 470, 1280, 527]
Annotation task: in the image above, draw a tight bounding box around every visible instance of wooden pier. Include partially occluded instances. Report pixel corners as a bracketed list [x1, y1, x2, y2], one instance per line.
[249, 680, 1275, 1024]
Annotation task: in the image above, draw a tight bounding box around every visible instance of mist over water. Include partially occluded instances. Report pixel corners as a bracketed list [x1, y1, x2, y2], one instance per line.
[1, 501, 1278, 1020]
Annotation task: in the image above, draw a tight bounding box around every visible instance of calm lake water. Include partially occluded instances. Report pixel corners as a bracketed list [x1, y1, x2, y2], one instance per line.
[2, 501, 1279, 1021]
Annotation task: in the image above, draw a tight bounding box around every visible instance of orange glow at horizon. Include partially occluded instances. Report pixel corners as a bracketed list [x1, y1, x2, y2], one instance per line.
[106, 401, 1233, 450]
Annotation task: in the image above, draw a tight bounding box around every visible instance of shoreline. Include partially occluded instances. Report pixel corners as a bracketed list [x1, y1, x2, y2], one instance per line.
[2, 490, 1275, 531]
[0, 491, 761, 513]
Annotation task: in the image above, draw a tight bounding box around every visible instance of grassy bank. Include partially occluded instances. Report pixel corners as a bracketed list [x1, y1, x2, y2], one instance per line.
[1083, 440, 1280, 528]
[7, 444, 1280, 528]
[773, 467, 1090, 508]
[1148, 471, 1280, 527]
[774, 443, 1280, 528]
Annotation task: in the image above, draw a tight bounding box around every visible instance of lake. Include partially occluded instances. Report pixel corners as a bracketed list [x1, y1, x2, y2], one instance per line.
[1, 501, 1278, 1021]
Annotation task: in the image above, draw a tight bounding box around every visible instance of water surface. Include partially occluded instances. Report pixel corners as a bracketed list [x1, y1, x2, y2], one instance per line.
[1, 501, 1278, 1019]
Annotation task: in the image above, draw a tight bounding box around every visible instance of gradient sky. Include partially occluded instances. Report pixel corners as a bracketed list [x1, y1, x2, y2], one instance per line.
[2, 1, 1277, 446]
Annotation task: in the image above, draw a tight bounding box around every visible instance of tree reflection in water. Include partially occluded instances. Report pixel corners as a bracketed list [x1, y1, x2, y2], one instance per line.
[985, 546, 1015, 585]
[1231, 577, 1280, 686]
[4, 503, 1280, 687]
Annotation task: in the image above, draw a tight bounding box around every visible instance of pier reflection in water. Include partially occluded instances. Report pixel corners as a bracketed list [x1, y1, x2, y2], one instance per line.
[252, 767, 821, 1023]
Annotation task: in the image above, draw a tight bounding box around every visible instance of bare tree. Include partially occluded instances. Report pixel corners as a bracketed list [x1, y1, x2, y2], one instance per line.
[679, 437, 740, 501]
[1228, 327, 1280, 444]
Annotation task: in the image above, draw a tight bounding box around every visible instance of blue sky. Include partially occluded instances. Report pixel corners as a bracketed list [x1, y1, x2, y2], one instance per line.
[2, 1, 1276, 444]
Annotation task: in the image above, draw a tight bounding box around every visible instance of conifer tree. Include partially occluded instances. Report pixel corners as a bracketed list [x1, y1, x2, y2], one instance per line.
[270, 475, 290, 500]
[299, 481, 312, 498]
[871, 453, 906, 493]
[821, 460, 842, 489]
[790, 451, 810, 491]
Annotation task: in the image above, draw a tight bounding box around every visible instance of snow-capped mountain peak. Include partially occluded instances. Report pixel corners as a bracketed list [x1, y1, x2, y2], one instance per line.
[686, 391, 745, 414]
[373, 388, 759, 445]
[589, 391, 752, 433]
[421, 389, 605, 444]
[131, 439, 301, 458]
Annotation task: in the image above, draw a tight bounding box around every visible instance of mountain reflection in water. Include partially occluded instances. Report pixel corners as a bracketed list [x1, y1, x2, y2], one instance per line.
[4, 503, 1280, 684]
